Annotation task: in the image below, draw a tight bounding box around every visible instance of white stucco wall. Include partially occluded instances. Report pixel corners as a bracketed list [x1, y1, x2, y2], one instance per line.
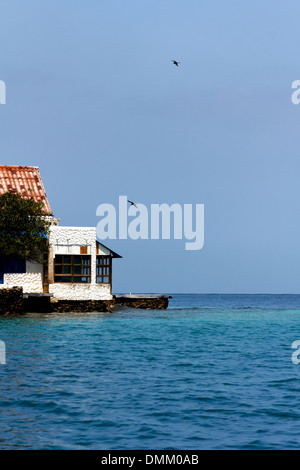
[2, 273, 43, 293]
[26, 261, 43, 275]
[49, 226, 96, 251]
[48, 226, 113, 300]
[49, 283, 111, 301]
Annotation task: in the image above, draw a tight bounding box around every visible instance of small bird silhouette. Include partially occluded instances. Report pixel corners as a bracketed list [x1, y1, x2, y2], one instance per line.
[128, 200, 138, 208]
[172, 60, 180, 67]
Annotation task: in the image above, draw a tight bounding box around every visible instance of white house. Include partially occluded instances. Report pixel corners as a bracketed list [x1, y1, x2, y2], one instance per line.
[47, 226, 121, 301]
[0, 166, 121, 300]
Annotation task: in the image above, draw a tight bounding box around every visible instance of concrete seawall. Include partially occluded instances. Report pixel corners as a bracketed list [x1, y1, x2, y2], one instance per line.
[113, 294, 171, 310]
[0, 288, 171, 314]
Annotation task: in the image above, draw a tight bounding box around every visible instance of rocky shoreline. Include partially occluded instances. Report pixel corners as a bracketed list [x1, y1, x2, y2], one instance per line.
[0, 287, 24, 315]
[0, 287, 170, 315]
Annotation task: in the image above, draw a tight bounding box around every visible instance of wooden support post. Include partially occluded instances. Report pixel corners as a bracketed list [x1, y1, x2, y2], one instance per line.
[48, 246, 54, 285]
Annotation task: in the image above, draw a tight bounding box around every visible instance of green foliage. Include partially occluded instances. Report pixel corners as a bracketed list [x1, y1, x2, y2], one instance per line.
[0, 191, 52, 262]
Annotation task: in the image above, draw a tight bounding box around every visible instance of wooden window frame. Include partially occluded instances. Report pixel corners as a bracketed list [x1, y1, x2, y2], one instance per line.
[96, 255, 112, 284]
[54, 255, 91, 284]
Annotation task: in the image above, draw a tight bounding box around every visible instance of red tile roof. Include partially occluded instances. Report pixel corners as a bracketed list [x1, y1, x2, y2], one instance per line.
[0, 166, 52, 214]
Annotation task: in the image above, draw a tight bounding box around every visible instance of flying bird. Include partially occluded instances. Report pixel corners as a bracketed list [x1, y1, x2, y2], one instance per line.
[128, 200, 138, 208]
[172, 60, 180, 67]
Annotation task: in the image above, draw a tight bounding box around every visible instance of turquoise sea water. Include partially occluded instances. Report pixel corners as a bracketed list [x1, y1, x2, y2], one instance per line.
[1, 294, 300, 449]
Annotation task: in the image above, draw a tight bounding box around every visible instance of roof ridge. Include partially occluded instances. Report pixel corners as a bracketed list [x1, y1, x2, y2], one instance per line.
[0, 165, 40, 169]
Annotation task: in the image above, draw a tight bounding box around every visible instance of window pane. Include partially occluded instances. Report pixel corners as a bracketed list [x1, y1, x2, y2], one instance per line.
[97, 276, 109, 284]
[75, 276, 90, 283]
[55, 276, 72, 283]
[54, 255, 91, 284]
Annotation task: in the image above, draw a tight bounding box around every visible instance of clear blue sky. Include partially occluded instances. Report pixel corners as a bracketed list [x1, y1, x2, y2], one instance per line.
[1, 0, 300, 293]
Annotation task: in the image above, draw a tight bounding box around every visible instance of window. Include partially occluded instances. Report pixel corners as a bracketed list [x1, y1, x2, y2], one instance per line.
[96, 256, 111, 284]
[54, 255, 91, 283]
[0, 256, 26, 284]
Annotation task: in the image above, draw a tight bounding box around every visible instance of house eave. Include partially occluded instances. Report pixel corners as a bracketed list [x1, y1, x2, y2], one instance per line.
[96, 240, 122, 259]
